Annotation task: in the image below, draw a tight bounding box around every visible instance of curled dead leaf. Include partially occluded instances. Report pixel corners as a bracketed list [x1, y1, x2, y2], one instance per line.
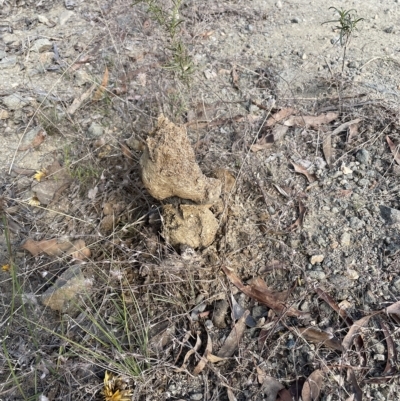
[386, 136, 400, 165]
[217, 310, 249, 358]
[193, 332, 212, 375]
[302, 369, 323, 401]
[284, 112, 338, 129]
[222, 266, 309, 318]
[259, 375, 284, 401]
[342, 315, 372, 352]
[231, 65, 239, 89]
[322, 133, 333, 168]
[276, 388, 292, 401]
[291, 162, 317, 183]
[346, 368, 362, 401]
[18, 129, 47, 151]
[22, 238, 90, 260]
[294, 327, 343, 352]
[266, 108, 295, 127]
[93, 66, 109, 101]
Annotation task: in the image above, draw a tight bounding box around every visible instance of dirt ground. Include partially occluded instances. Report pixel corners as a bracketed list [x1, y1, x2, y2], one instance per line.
[1, 1, 400, 400]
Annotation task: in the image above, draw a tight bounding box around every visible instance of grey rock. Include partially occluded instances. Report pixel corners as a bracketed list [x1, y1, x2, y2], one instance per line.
[2, 33, 20, 46]
[252, 305, 268, 320]
[74, 69, 92, 86]
[308, 270, 326, 280]
[358, 178, 369, 187]
[65, 0, 76, 10]
[41, 265, 92, 313]
[393, 278, 400, 292]
[0, 56, 17, 69]
[374, 342, 385, 354]
[380, 205, 400, 224]
[291, 17, 300, 23]
[341, 232, 351, 247]
[2, 94, 29, 110]
[349, 216, 365, 229]
[246, 24, 254, 32]
[212, 299, 228, 328]
[356, 148, 370, 164]
[314, 156, 327, 169]
[87, 122, 104, 138]
[329, 274, 353, 289]
[59, 10, 74, 25]
[31, 38, 53, 53]
[348, 61, 359, 69]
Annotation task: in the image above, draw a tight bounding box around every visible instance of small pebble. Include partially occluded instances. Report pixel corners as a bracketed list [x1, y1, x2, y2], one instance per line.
[356, 149, 370, 164]
[310, 254, 324, 265]
[341, 232, 351, 247]
[345, 269, 359, 280]
[276, 1, 283, 9]
[308, 271, 326, 280]
[341, 165, 352, 175]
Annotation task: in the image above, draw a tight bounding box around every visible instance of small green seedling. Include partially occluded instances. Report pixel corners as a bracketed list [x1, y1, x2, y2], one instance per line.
[323, 7, 364, 72]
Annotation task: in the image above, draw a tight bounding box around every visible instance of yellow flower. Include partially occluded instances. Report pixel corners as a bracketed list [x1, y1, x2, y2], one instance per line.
[28, 196, 40, 206]
[102, 371, 132, 401]
[1, 264, 10, 272]
[33, 170, 47, 182]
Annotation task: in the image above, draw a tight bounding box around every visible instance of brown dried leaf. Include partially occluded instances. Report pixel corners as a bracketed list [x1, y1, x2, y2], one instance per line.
[316, 287, 353, 326]
[227, 388, 237, 401]
[180, 331, 201, 369]
[331, 118, 362, 136]
[251, 135, 274, 152]
[342, 315, 372, 351]
[295, 327, 343, 352]
[248, 277, 289, 303]
[284, 112, 339, 129]
[93, 66, 109, 101]
[337, 189, 353, 198]
[386, 136, 400, 165]
[271, 124, 289, 143]
[346, 368, 362, 401]
[217, 310, 249, 358]
[322, 133, 333, 168]
[67, 84, 96, 115]
[286, 201, 306, 232]
[260, 375, 284, 401]
[120, 143, 134, 163]
[276, 388, 293, 401]
[18, 129, 46, 151]
[231, 65, 239, 89]
[258, 260, 286, 274]
[222, 266, 309, 318]
[193, 332, 212, 375]
[380, 319, 397, 376]
[266, 108, 295, 127]
[347, 123, 359, 144]
[22, 238, 72, 257]
[200, 30, 214, 39]
[301, 369, 323, 401]
[384, 300, 400, 315]
[291, 162, 317, 183]
[70, 239, 91, 260]
[206, 353, 225, 363]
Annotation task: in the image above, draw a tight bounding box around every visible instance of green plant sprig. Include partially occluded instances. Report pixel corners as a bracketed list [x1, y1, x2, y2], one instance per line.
[323, 7, 364, 72]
